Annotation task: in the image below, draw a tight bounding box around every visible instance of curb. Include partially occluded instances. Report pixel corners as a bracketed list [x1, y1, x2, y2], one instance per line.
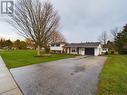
[0, 56, 23, 95]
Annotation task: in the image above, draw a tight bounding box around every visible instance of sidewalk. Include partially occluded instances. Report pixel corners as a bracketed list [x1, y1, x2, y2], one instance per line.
[0, 56, 23, 95]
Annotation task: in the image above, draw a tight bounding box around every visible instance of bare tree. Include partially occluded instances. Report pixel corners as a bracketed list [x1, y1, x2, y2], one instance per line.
[98, 31, 108, 45]
[7, 0, 60, 55]
[50, 31, 66, 43]
[110, 27, 119, 41]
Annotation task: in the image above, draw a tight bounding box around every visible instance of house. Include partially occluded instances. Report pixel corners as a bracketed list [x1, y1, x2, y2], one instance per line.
[50, 42, 102, 56]
[64, 42, 102, 56]
[50, 42, 66, 53]
[102, 48, 108, 53]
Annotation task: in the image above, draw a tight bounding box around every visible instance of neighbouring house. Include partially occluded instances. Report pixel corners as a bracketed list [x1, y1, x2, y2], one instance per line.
[101, 44, 109, 54]
[64, 42, 102, 56]
[50, 42, 66, 53]
[102, 48, 108, 53]
[50, 42, 102, 56]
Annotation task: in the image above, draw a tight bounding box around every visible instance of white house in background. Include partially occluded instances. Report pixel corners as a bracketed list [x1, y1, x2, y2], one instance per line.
[102, 48, 108, 53]
[50, 42, 66, 53]
[50, 42, 102, 56]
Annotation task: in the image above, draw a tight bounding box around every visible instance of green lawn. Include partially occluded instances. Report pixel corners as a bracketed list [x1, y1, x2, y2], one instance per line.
[97, 55, 127, 95]
[0, 50, 75, 69]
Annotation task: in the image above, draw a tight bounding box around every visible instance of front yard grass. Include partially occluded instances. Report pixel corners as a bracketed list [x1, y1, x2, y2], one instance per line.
[0, 50, 75, 69]
[97, 55, 127, 95]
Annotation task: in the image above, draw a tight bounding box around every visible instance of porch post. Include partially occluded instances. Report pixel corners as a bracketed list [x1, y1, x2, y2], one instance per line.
[77, 48, 79, 55]
[69, 47, 71, 54]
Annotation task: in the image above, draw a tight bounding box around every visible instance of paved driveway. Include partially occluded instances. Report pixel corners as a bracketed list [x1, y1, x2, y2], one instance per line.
[10, 56, 106, 95]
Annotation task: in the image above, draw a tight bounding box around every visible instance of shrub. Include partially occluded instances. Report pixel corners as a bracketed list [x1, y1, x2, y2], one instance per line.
[111, 51, 115, 54]
[118, 49, 127, 54]
[105, 51, 108, 55]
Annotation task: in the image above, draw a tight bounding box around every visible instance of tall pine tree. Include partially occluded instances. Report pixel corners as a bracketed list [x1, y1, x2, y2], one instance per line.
[115, 24, 127, 54]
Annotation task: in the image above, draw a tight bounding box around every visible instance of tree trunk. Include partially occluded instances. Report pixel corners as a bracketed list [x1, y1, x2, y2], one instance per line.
[44, 46, 50, 54]
[37, 45, 41, 56]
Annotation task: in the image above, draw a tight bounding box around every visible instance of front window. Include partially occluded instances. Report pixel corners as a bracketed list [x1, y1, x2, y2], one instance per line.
[56, 44, 60, 47]
[51, 44, 54, 47]
[71, 48, 76, 52]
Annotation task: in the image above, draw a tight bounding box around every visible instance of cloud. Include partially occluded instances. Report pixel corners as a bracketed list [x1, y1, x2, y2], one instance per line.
[51, 0, 127, 42]
[0, 0, 127, 42]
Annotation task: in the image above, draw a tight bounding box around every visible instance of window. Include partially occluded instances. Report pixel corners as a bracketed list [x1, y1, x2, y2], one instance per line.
[81, 48, 84, 51]
[51, 44, 60, 47]
[71, 48, 76, 52]
[51, 44, 54, 47]
[56, 44, 60, 47]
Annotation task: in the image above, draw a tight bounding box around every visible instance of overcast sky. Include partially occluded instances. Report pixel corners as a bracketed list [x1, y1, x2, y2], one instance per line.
[0, 0, 127, 42]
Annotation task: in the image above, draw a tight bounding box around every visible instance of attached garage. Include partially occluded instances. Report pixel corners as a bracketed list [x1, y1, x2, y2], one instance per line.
[85, 48, 94, 55]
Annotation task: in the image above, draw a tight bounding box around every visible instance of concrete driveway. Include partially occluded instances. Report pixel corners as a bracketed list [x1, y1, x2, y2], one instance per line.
[10, 56, 106, 95]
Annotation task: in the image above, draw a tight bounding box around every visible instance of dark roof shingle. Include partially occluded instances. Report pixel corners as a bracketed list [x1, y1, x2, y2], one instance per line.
[64, 42, 101, 48]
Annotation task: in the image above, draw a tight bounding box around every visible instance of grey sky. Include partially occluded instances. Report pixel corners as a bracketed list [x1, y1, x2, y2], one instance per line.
[0, 0, 127, 42]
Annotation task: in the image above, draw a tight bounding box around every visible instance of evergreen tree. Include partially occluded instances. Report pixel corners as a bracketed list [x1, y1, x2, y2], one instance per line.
[115, 24, 127, 54]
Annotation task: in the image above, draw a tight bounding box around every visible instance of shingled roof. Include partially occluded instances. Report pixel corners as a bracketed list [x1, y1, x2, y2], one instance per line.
[64, 42, 101, 48]
[50, 42, 66, 46]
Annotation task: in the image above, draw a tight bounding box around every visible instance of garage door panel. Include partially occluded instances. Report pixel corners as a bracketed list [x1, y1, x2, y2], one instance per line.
[85, 48, 94, 55]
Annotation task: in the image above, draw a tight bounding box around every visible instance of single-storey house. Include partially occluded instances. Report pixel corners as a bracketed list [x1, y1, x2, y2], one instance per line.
[50, 42, 102, 56]
[64, 42, 102, 56]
